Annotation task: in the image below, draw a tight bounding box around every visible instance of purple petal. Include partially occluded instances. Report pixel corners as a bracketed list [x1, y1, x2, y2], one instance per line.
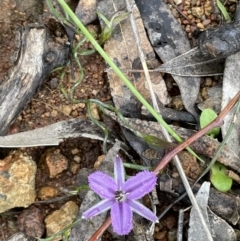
[88, 171, 117, 199]
[127, 199, 158, 223]
[82, 199, 114, 219]
[114, 155, 125, 190]
[111, 201, 132, 235]
[123, 171, 157, 199]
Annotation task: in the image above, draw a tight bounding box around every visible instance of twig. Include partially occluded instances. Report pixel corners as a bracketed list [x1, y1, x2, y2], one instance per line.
[88, 217, 111, 241]
[157, 92, 240, 220]
[55, 1, 240, 239]
[154, 90, 240, 174]
[89, 90, 240, 240]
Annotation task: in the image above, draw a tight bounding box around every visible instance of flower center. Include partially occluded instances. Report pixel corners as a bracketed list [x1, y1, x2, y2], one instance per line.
[114, 190, 127, 202]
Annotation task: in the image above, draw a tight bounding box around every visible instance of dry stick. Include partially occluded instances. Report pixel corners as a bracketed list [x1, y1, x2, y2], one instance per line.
[88, 217, 111, 241]
[88, 90, 240, 241]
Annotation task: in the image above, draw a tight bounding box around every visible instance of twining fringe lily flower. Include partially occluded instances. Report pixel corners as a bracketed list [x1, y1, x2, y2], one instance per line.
[82, 155, 158, 235]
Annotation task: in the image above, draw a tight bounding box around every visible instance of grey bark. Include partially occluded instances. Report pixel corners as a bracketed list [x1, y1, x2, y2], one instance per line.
[0, 24, 70, 135]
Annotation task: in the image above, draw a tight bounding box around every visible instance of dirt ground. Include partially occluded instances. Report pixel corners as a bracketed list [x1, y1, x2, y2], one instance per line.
[0, 0, 237, 240]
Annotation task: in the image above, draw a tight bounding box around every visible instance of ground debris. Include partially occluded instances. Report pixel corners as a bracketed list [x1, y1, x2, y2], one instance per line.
[45, 201, 78, 241]
[0, 151, 36, 213]
[18, 206, 45, 238]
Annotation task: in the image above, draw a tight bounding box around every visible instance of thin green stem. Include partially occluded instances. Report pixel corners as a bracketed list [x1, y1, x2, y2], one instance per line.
[56, 0, 197, 150]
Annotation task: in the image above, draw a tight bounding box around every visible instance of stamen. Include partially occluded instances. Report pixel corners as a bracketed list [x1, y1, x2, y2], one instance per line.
[114, 190, 127, 202]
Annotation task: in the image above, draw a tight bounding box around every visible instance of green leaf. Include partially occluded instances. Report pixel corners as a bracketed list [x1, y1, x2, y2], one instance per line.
[216, 0, 231, 22]
[123, 162, 152, 171]
[110, 11, 130, 28]
[143, 134, 177, 149]
[97, 10, 130, 45]
[210, 162, 232, 192]
[97, 11, 111, 28]
[200, 108, 220, 137]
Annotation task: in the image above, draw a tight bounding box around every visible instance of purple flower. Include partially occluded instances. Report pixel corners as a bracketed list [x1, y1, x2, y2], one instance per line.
[82, 155, 158, 235]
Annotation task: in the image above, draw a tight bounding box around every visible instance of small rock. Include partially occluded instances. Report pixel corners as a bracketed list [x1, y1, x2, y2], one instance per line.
[171, 95, 184, 110]
[198, 85, 222, 113]
[93, 154, 105, 170]
[18, 206, 45, 238]
[71, 148, 79, 155]
[0, 151, 36, 213]
[162, 214, 177, 230]
[188, 14, 194, 20]
[92, 89, 98, 96]
[192, 6, 204, 18]
[179, 151, 202, 179]
[204, 0, 213, 16]
[45, 201, 79, 241]
[70, 162, 79, 175]
[205, 77, 213, 87]
[185, 24, 191, 33]
[201, 87, 209, 100]
[61, 104, 72, 116]
[88, 103, 100, 120]
[182, 19, 190, 25]
[73, 155, 81, 163]
[6, 232, 28, 241]
[51, 109, 58, 117]
[75, 0, 97, 25]
[89, 63, 98, 73]
[48, 78, 59, 90]
[42, 149, 68, 178]
[197, 22, 205, 29]
[71, 110, 78, 117]
[78, 103, 85, 109]
[38, 186, 59, 200]
[174, 0, 182, 5]
[154, 229, 168, 239]
[202, 19, 211, 27]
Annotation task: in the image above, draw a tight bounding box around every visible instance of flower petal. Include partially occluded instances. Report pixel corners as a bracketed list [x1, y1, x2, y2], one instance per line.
[127, 199, 158, 223]
[114, 155, 125, 190]
[111, 201, 132, 235]
[88, 171, 117, 199]
[82, 199, 114, 219]
[123, 171, 157, 199]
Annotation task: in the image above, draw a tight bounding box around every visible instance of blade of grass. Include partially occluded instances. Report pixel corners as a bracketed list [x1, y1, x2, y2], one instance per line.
[157, 96, 240, 220]
[216, 0, 231, 22]
[118, 2, 210, 236]
[57, 1, 212, 239]
[57, 0, 204, 162]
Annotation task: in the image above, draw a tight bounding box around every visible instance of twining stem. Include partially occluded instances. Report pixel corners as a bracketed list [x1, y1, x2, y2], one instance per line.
[154, 90, 240, 174]
[88, 217, 112, 241]
[88, 90, 240, 240]
[55, 1, 240, 240]
[57, 0, 185, 145]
